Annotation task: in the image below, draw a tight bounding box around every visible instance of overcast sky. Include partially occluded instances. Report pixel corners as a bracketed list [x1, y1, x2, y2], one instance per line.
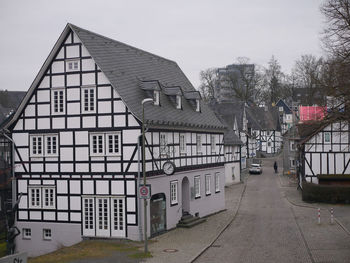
[0, 0, 324, 91]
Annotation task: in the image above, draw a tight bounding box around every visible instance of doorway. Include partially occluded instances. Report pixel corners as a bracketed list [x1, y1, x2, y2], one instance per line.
[150, 193, 166, 237]
[181, 177, 190, 215]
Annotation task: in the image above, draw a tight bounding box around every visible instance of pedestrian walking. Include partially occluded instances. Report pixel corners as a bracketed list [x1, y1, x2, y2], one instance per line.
[274, 161, 278, 174]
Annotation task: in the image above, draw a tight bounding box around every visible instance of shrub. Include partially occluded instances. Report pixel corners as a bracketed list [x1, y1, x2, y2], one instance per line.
[302, 182, 350, 203]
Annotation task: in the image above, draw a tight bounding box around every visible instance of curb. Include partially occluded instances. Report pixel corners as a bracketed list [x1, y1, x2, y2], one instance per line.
[279, 175, 350, 237]
[189, 178, 248, 263]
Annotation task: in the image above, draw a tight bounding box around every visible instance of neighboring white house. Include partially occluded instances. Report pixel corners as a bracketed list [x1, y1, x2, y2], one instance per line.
[6, 24, 227, 257]
[299, 119, 350, 184]
[276, 99, 294, 134]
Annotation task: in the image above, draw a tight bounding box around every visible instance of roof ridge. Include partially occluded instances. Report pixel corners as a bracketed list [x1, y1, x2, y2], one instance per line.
[68, 23, 177, 66]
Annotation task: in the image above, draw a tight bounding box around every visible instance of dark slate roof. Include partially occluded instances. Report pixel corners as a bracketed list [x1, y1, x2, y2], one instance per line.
[209, 100, 245, 130]
[214, 114, 242, 145]
[276, 99, 292, 114]
[248, 105, 281, 131]
[0, 91, 26, 128]
[245, 107, 262, 130]
[69, 24, 224, 131]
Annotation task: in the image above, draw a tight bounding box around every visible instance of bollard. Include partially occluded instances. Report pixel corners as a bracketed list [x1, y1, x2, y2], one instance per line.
[318, 208, 321, 224]
[330, 207, 334, 225]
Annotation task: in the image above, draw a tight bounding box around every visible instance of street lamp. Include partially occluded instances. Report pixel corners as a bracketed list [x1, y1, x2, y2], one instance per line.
[141, 98, 153, 253]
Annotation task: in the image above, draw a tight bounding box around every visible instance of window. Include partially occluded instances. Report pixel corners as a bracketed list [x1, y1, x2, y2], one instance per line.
[205, 175, 211, 195]
[106, 133, 120, 155]
[30, 136, 43, 157]
[290, 159, 296, 167]
[43, 187, 55, 209]
[30, 135, 58, 157]
[194, 176, 201, 198]
[290, 141, 295, 151]
[279, 106, 283, 112]
[268, 142, 271, 147]
[29, 187, 41, 208]
[66, 60, 80, 72]
[82, 87, 96, 113]
[90, 132, 121, 156]
[170, 181, 178, 205]
[211, 135, 216, 153]
[324, 132, 331, 143]
[179, 134, 186, 153]
[28, 186, 56, 209]
[196, 134, 202, 154]
[23, 228, 31, 239]
[153, 90, 160, 106]
[43, 229, 52, 240]
[45, 135, 58, 156]
[196, 99, 200, 112]
[176, 95, 182, 109]
[215, 173, 220, 193]
[160, 133, 168, 156]
[52, 88, 65, 114]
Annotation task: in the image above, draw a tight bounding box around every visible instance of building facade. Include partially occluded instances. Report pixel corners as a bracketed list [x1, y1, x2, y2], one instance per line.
[6, 24, 227, 257]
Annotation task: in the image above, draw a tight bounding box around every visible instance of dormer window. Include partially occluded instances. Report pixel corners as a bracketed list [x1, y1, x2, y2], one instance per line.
[66, 59, 80, 72]
[196, 99, 200, 112]
[153, 91, 160, 106]
[176, 95, 181, 109]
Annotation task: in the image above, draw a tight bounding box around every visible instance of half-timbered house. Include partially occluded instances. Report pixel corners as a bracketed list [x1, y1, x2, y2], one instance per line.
[298, 119, 350, 185]
[5, 24, 227, 257]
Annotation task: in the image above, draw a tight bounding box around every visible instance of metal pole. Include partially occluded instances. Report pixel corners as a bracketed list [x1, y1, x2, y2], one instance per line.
[142, 104, 148, 253]
[137, 135, 143, 241]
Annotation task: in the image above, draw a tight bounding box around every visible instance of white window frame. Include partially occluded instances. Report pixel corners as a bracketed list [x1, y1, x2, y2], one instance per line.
[90, 133, 105, 156]
[160, 133, 168, 156]
[153, 90, 160, 106]
[66, 59, 80, 72]
[51, 88, 65, 115]
[279, 106, 283, 112]
[30, 135, 44, 157]
[194, 176, 201, 198]
[179, 134, 186, 154]
[106, 132, 121, 156]
[176, 95, 182, 109]
[170, 181, 178, 205]
[215, 173, 220, 193]
[205, 175, 211, 195]
[81, 86, 96, 113]
[22, 228, 31, 240]
[211, 135, 216, 153]
[28, 187, 41, 208]
[196, 134, 202, 154]
[196, 99, 200, 112]
[324, 132, 331, 143]
[43, 229, 52, 240]
[45, 135, 58, 157]
[42, 187, 56, 209]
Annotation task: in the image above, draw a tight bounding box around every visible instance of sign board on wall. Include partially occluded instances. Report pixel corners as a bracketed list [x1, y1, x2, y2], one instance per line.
[0, 252, 27, 263]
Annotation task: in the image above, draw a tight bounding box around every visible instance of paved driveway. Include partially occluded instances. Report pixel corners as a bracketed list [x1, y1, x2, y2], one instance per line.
[195, 158, 350, 263]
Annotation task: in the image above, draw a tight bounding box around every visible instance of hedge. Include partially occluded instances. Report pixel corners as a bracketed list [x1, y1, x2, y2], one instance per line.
[302, 181, 350, 203]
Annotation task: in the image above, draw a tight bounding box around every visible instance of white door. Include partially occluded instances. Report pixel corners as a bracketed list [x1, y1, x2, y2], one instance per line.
[96, 197, 110, 237]
[111, 197, 126, 237]
[82, 198, 95, 236]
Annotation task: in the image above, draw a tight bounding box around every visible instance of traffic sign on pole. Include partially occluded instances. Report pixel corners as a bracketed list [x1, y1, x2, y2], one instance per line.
[139, 185, 151, 199]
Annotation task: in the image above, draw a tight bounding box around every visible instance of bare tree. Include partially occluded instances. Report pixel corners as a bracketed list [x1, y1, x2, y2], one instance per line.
[291, 54, 325, 105]
[262, 56, 285, 105]
[198, 68, 217, 101]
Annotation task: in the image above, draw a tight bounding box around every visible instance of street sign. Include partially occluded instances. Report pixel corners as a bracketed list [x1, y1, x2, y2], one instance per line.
[139, 185, 151, 199]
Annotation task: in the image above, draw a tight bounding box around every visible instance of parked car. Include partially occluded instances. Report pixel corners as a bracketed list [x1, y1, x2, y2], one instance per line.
[249, 163, 262, 174]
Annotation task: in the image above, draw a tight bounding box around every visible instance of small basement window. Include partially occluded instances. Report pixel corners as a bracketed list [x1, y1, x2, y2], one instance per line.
[43, 229, 52, 240]
[23, 228, 31, 239]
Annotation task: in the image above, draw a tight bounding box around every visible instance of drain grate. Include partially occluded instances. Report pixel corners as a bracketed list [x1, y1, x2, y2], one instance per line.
[163, 249, 178, 253]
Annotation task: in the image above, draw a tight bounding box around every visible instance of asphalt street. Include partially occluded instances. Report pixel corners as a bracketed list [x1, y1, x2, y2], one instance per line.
[195, 158, 350, 263]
